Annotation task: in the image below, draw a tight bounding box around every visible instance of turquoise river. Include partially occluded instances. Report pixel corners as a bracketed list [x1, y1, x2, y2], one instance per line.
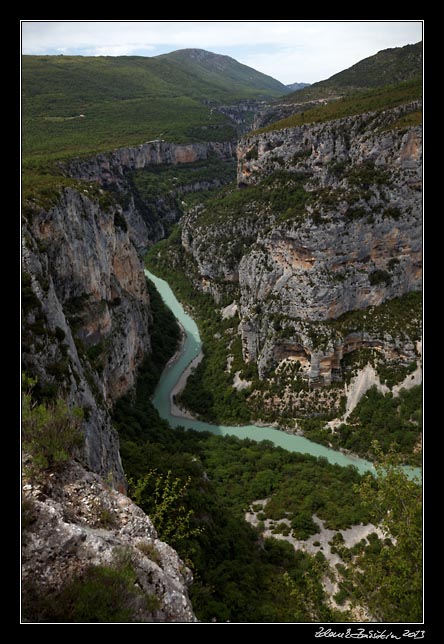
[145, 269, 421, 480]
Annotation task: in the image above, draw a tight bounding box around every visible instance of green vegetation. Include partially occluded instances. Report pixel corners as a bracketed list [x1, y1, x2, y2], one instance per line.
[22, 50, 272, 209]
[114, 357, 357, 621]
[369, 269, 392, 286]
[126, 153, 236, 235]
[112, 276, 421, 622]
[22, 374, 84, 476]
[22, 548, 160, 623]
[129, 470, 202, 547]
[302, 386, 422, 467]
[179, 172, 310, 271]
[132, 154, 235, 202]
[22, 51, 286, 166]
[136, 541, 162, 565]
[284, 41, 422, 103]
[160, 48, 290, 98]
[326, 290, 422, 343]
[145, 228, 253, 424]
[384, 108, 422, 131]
[256, 79, 422, 134]
[338, 446, 422, 622]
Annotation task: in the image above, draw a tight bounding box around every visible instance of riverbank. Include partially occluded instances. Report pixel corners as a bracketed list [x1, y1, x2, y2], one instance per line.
[145, 269, 421, 479]
[170, 351, 204, 420]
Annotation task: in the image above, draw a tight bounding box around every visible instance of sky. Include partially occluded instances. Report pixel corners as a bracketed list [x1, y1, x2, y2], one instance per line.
[21, 21, 423, 85]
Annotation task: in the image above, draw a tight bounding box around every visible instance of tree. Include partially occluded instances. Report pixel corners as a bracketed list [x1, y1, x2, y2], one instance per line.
[348, 442, 422, 622]
[128, 469, 202, 550]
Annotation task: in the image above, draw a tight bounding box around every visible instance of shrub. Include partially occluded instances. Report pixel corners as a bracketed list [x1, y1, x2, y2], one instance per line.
[245, 146, 258, 161]
[114, 210, 128, 232]
[383, 206, 401, 220]
[387, 258, 400, 271]
[137, 541, 162, 566]
[54, 326, 66, 341]
[128, 470, 202, 548]
[345, 206, 368, 221]
[22, 374, 84, 474]
[96, 506, 117, 529]
[333, 587, 349, 606]
[369, 269, 392, 286]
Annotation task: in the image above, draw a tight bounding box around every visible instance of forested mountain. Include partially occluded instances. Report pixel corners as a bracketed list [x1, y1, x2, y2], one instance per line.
[22, 50, 289, 162]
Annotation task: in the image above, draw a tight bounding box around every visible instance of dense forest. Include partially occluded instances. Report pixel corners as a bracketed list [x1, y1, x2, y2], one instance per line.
[111, 279, 422, 622]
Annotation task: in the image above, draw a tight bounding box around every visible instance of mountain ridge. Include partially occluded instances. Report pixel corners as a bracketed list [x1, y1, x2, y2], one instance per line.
[285, 41, 422, 103]
[156, 48, 291, 96]
[286, 82, 311, 91]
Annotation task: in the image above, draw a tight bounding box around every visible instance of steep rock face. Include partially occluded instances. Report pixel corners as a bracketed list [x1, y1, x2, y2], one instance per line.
[67, 139, 236, 246]
[181, 102, 422, 383]
[67, 140, 235, 183]
[23, 139, 236, 483]
[252, 97, 334, 131]
[22, 188, 151, 485]
[22, 460, 196, 622]
[237, 101, 421, 187]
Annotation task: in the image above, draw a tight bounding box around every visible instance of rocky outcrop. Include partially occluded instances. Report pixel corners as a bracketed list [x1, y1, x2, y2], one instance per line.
[237, 101, 421, 186]
[67, 140, 235, 183]
[252, 97, 335, 131]
[65, 139, 236, 247]
[213, 100, 269, 134]
[180, 101, 422, 384]
[22, 138, 237, 484]
[22, 460, 196, 622]
[22, 187, 151, 485]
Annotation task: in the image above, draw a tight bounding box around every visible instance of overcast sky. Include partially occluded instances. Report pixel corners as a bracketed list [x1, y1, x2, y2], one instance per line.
[21, 21, 423, 84]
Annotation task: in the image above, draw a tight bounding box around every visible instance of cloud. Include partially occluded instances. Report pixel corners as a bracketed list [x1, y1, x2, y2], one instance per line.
[21, 20, 423, 83]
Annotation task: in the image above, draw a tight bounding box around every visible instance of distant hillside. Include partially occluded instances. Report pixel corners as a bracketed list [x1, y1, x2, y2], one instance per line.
[22, 50, 289, 164]
[286, 82, 311, 91]
[255, 78, 422, 134]
[159, 48, 291, 98]
[285, 41, 422, 103]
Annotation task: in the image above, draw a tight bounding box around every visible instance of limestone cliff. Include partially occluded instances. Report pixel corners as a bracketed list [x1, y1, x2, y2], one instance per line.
[22, 460, 196, 622]
[22, 138, 235, 621]
[180, 101, 422, 385]
[22, 186, 150, 486]
[22, 138, 236, 484]
[67, 139, 236, 247]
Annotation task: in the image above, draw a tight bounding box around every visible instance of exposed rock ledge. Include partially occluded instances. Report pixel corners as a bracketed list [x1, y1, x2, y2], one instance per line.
[66, 139, 235, 183]
[22, 460, 196, 623]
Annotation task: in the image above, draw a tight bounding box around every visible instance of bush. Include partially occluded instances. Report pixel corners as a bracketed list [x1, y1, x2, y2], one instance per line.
[137, 541, 162, 566]
[128, 470, 202, 549]
[369, 269, 392, 286]
[22, 498, 38, 536]
[114, 210, 128, 232]
[245, 146, 258, 161]
[22, 374, 84, 474]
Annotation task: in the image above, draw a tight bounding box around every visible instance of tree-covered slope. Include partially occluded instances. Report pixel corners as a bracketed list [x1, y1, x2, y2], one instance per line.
[159, 48, 290, 97]
[284, 41, 422, 103]
[22, 51, 288, 163]
[256, 78, 422, 134]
